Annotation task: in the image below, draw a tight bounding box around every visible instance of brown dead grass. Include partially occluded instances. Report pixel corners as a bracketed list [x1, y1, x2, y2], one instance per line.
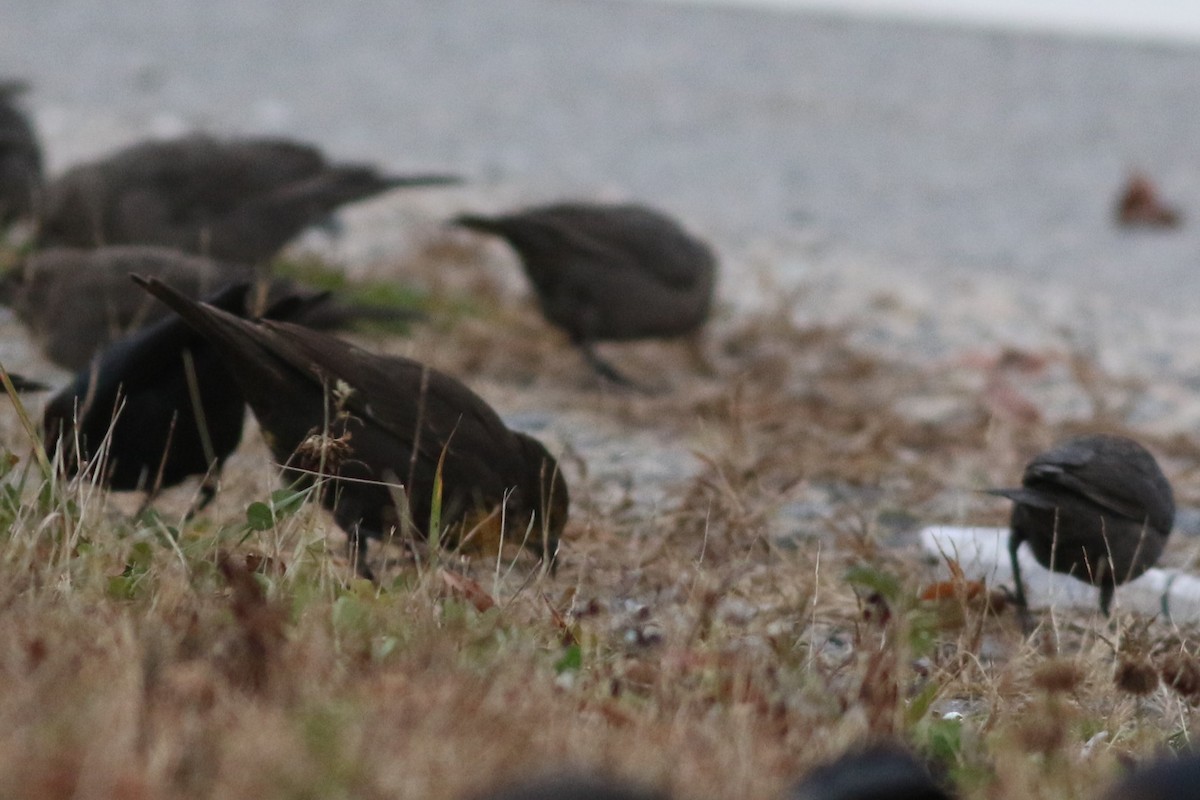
[0, 242, 1198, 800]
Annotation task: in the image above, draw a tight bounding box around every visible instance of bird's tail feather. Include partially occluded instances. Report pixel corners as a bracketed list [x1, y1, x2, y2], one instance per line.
[132, 274, 290, 397]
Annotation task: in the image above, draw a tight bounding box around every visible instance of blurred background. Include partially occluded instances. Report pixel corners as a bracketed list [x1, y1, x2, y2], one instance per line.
[3, 0, 1199, 311]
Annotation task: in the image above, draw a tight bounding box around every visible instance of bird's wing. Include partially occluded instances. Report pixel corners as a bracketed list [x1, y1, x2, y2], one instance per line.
[536, 204, 714, 289]
[255, 319, 521, 467]
[1023, 448, 1163, 523]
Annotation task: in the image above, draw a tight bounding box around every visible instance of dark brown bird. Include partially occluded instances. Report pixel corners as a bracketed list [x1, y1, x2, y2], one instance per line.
[469, 775, 667, 800]
[35, 134, 459, 262]
[135, 275, 568, 577]
[989, 433, 1174, 616]
[1, 245, 419, 370]
[43, 283, 324, 511]
[789, 743, 954, 800]
[452, 202, 717, 384]
[0, 80, 42, 227]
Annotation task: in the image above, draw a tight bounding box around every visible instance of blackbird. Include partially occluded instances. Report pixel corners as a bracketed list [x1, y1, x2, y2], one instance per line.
[43, 283, 324, 510]
[453, 202, 717, 384]
[36, 134, 458, 262]
[989, 433, 1174, 616]
[789, 743, 953, 800]
[135, 275, 569, 577]
[1, 245, 419, 370]
[0, 80, 41, 227]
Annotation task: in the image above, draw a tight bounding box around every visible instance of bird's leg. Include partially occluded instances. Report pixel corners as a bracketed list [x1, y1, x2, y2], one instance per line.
[577, 341, 658, 394]
[184, 473, 220, 521]
[579, 341, 633, 386]
[1099, 582, 1114, 618]
[1008, 532, 1034, 632]
[1008, 532, 1028, 608]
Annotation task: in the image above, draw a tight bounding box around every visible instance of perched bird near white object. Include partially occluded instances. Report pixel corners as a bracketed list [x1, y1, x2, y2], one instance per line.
[989, 433, 1174, 616]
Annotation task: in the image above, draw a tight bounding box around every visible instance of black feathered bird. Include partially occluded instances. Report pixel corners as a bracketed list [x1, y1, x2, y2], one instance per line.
[35, 135, 458, 263]
[789, 743, 953, 800]
[1, 245, 419, 370]
[0, 80, 42, 227]
[453, 202, 717, 384]
[43, 282, 324, 510]
[135, 275, 568, 577]
[988, 433, 1174, 616]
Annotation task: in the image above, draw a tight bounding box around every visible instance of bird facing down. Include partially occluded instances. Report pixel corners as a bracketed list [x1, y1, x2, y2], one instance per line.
[452, 202, 717, 384]
[0, 80, 42, 227]
[988, 433, 1174, 616]
[135, 275, 569, 577]
[43, 283, 325, 510]
[789, 743, 953, 800]
[35, 134, 459, 263]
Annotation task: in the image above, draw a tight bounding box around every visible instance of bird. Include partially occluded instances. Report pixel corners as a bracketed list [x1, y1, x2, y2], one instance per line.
[34, 134, 459, 263]
[789, 743, 954, 800]
[452, 202, 717, 385]
[1100, 752, 1200, 800]
[1, 245, 421, 370]
[988, 433, 1174, 616]
[43, 282, 327, 512]
[0, 80, 42, 228]
[134, 274, 569, 578]
[467, 775, 667, 800]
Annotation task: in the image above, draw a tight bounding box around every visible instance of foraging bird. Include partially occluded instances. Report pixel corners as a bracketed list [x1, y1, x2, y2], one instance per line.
[1, 245, 420, 370]
[469, 775, 667, 800]
[1101, 752, 1200, 800]
[789, 743, 953, 800]
[988, 433, 1174, 616]
[43, 283, 325, 510]
[452, 202, 717, 385]
[0, 80, 42, 227]
[135, 275, 569, 577]
[35, 134, 459, 262]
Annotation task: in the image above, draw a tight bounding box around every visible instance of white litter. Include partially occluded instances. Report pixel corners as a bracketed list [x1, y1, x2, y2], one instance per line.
[920, 526, 1200, 622]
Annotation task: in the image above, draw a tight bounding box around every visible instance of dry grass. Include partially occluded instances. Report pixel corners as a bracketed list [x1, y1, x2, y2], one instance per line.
[1, 242, 1199, 799]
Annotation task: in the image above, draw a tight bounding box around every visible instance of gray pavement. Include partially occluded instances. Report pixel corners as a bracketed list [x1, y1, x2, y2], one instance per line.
[3, 0, 1200, 311]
